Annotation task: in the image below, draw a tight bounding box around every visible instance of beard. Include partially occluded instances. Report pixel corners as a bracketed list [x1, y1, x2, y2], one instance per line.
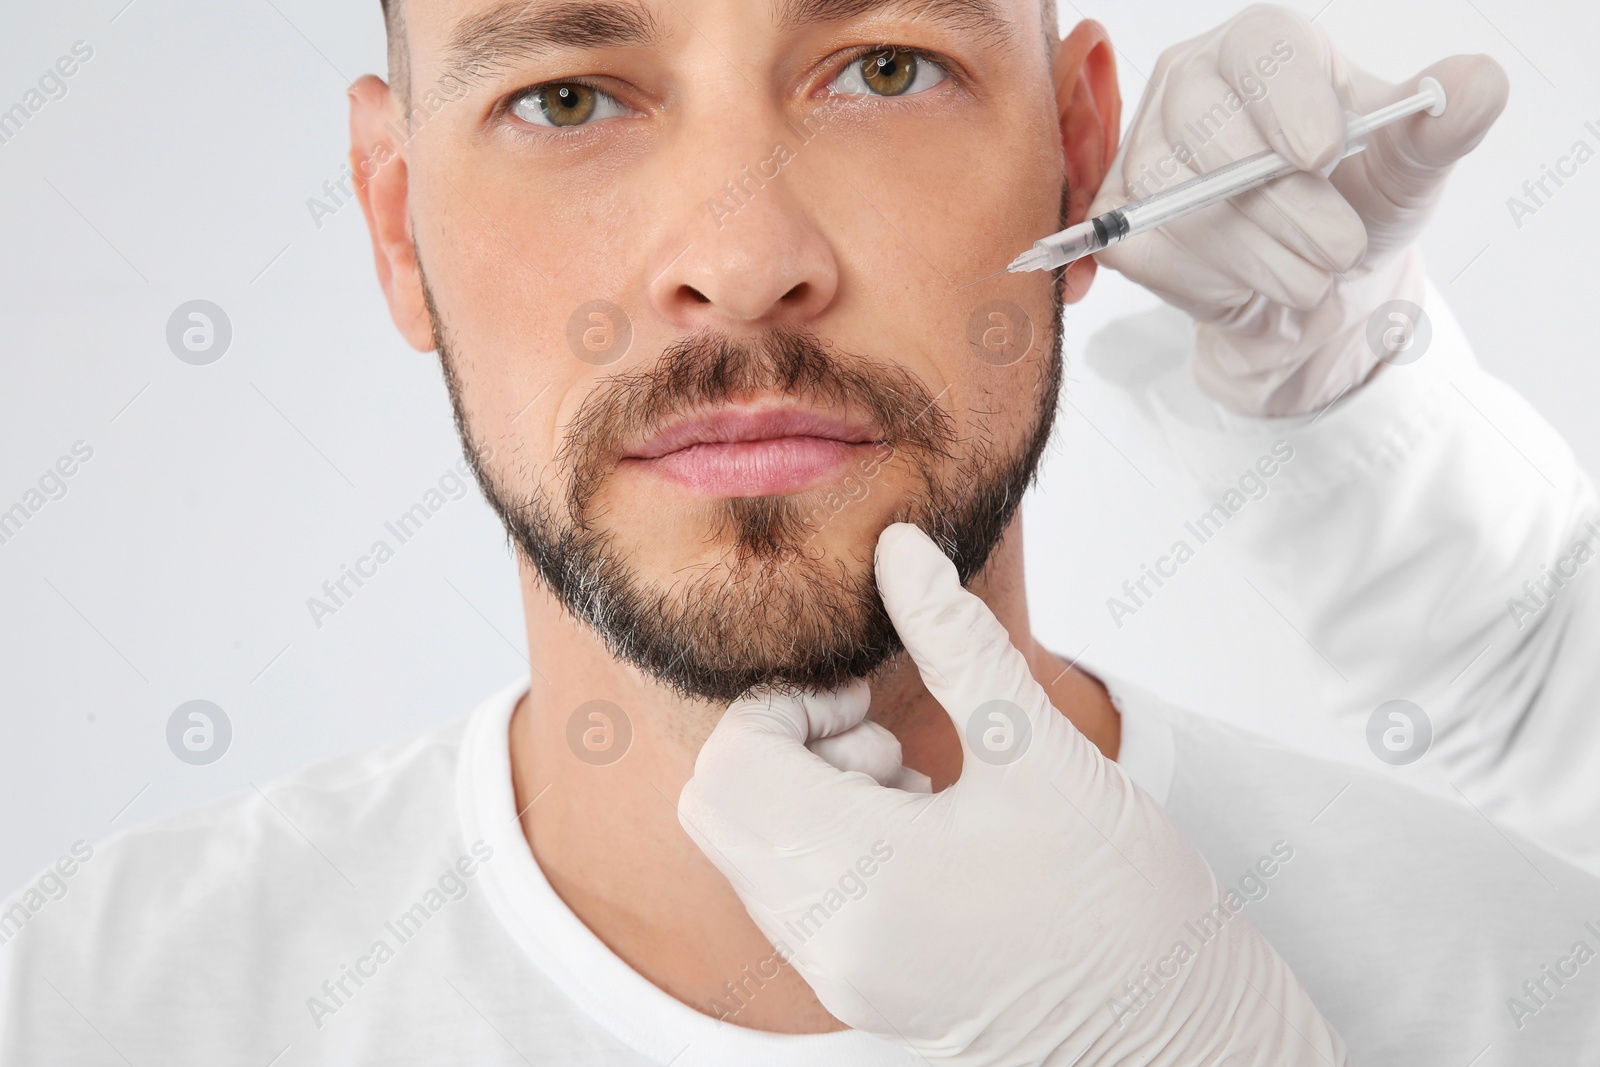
[428, 278, 1064, 704]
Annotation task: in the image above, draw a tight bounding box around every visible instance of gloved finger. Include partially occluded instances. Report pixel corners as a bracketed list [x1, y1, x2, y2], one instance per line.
[802, 676, 874, 740]
[1112, 99, 1204, 207]
[804, 685, 933, 790]
[1100, 130, 1253, 309]
[1102, 75, 1182, 205]
[873, 523, 1066, 777]
[1164, 68, 1368, 274]
[808, 719, 917, 789]
[1105, 110, 1349, 305]
[887, 766, 934, 793]
[1097, 228, 1256, 318]
[1334, 55, 1509, 223]
[680, 683, 889, 855]
[1221, 174, 1368, 276]
[1216, 7, 1347, 173]
[1160, 194, 1340, 311]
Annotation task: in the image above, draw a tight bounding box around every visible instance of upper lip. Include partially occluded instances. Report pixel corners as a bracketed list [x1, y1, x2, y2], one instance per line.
[624, 401, 881, 459]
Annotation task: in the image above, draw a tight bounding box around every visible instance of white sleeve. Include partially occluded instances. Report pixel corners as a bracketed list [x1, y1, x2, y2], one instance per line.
[1089, 273, 1600, 875]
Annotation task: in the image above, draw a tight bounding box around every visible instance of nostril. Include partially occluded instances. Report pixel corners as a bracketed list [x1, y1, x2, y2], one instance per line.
[682, 285, 711, 304]
[782, 282, 808, 303]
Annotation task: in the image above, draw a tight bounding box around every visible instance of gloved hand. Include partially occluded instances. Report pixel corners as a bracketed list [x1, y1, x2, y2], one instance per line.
[678, 523, 1349, 1066]
[1091, 4, 1509, 416]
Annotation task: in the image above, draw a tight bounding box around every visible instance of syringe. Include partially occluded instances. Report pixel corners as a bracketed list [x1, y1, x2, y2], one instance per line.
[1004, 77, 1448, 275]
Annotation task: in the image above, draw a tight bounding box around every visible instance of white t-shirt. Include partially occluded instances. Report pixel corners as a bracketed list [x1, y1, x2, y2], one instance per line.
[3, 674, 1598, 1066]
[8, 280, 1600, 1063]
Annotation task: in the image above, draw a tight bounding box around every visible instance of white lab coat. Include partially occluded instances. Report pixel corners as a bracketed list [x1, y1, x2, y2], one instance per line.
[1085, 275, 1600, 876]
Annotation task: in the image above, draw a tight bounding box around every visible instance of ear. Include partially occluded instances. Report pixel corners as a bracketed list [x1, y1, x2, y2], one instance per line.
[1051, 21, 1121, 305]
[349, 74, 435, 352]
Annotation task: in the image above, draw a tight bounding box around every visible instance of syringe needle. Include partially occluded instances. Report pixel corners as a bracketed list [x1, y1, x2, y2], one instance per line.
[954, 267, 1011, 292]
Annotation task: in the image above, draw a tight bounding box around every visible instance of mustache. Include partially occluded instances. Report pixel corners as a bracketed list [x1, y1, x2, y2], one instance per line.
[559, 327, 958, 520]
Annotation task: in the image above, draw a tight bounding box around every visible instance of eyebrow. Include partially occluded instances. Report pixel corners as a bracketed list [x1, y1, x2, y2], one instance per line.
[437, 0, 1014, 91]
[438, 1, 664, 89]
[774, 0, 1014, 41]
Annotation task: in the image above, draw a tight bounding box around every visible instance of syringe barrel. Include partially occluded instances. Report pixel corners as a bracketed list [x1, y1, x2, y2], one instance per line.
[1026, 220, 1109, 271]
[1118, 81, 1445, 241]
[1121, 151, 1297, 237]
[1004, 83, 1446, 277]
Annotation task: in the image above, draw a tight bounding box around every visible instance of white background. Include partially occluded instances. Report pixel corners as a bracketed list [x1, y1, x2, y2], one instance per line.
[2, 0, 1596, 894]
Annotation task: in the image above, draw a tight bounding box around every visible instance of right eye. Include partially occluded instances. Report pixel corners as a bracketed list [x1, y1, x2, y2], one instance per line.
[510, 83, 629, 129]
[830, 48, 948, 98]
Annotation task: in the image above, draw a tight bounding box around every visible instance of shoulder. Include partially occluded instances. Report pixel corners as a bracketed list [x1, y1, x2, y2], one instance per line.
[2, 714, 474, 993]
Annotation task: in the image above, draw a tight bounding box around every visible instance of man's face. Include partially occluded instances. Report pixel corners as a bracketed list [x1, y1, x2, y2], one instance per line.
[394, 0, 1071, 701]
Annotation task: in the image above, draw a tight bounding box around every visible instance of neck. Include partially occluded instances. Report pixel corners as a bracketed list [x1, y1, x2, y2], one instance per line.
[507, 514, 1119, 1032]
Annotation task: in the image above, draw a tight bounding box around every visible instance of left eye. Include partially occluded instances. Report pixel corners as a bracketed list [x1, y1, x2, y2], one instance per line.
[511, 83, 629, 128]
[830, 49, 947, 97]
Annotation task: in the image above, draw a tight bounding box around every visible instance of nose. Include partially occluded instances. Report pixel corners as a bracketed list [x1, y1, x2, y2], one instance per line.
[646, 160, 840, 331]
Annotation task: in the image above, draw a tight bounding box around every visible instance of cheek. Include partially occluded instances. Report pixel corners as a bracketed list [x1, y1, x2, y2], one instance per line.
[788, 108, 1060, 442]
[794, 96, 1064, 288]
[907, 279, 1060, 450]
[410, 184, 628, 481]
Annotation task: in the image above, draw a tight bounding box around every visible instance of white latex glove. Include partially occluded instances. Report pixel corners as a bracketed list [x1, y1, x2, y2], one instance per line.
[678, 523, 1349, 1066]
[1092, 4, 1509, 416]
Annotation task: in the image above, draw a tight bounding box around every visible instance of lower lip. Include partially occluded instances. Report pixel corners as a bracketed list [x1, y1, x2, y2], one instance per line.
[632, 437, 869, 496]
